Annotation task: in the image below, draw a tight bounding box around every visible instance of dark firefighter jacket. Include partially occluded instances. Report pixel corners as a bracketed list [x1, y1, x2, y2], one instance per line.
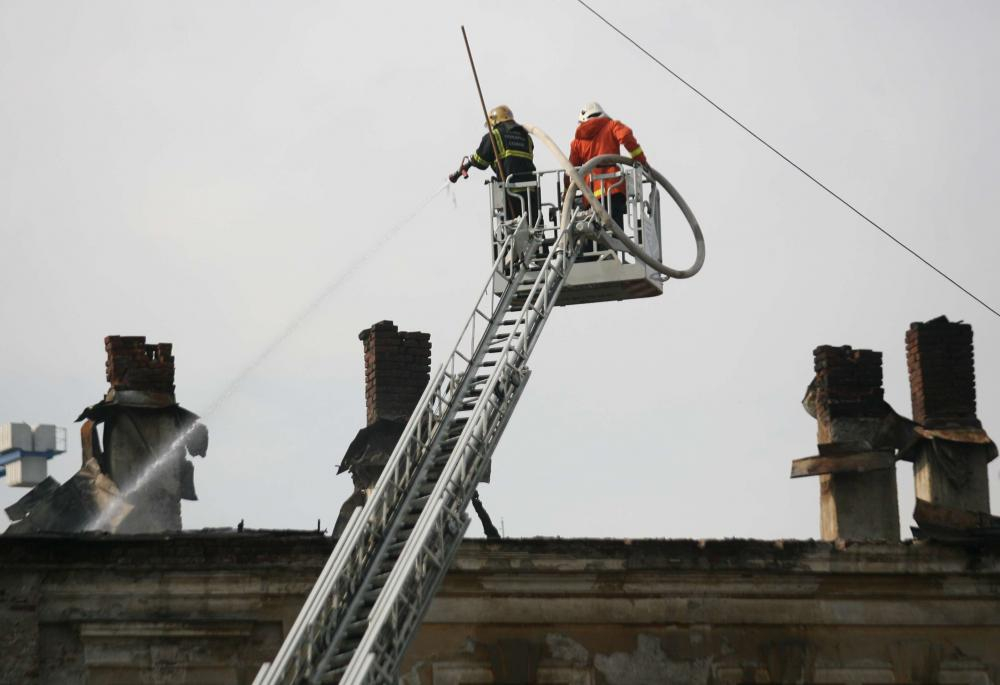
[470, 121, 536, 184]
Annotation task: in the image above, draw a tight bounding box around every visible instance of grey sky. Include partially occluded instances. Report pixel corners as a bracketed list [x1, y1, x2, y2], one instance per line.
[1, 1, 998, 538]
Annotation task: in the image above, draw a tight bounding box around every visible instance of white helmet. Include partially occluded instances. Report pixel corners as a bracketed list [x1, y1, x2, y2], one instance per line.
[579, 101, 606, 123]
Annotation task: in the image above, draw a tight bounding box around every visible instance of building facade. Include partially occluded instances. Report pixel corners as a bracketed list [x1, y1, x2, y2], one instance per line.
[1, 533, 999, 684]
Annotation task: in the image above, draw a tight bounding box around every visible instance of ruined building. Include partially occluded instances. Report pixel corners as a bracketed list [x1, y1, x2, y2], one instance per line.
[333, 321, 433, 537]
[794, 345, 906, 540]
[4, 336, 208, 534]
[1, 316, 999, 684]
[793, 316, 999, 543]
[904, 317, 998, 532]
[334, 321, 498, 539]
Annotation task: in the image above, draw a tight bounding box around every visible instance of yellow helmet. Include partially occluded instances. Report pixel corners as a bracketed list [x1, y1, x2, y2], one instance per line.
[486, 104, 514, 127]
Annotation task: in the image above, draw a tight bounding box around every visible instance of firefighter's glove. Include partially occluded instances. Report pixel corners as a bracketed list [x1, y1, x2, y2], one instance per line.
[450, 158, 472, 183]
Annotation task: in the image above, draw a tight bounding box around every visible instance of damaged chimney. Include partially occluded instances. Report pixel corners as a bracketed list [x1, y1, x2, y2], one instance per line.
[5, 336, 207, 535]
[906, 317, 994, 514]
[812, 346, 886, 445]
[905, 317, 978, 428]
[105, 336, 176, 396]
[332, 321, 433, 538]
[798, 345, 900, 541]
[359, 321, 431, 426]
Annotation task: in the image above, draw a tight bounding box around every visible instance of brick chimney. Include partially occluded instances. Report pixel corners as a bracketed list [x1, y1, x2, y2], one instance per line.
[104, 336, 175, 395]
[808, 345, 899, 541]
[906, 316, 992, 514]
[813, 346, 885, 444]
[905, 316, 978, 428]
[358, 321, 431, 426]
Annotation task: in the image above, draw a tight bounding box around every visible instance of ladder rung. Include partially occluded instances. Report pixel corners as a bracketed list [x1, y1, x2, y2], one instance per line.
[401, 511, 421, 525]
[330, 641, 359, 667]
[321, 667, 347, 684]
[416, 481, 438, 496]
[353, 603, 372, 620]
[345, 618, 368, 635]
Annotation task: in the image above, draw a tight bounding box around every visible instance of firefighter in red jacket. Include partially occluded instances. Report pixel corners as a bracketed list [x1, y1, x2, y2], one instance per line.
[569, 101, 648, 230]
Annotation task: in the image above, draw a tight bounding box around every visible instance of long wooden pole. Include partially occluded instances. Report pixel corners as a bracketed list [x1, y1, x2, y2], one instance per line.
[461, 26, 506, 182]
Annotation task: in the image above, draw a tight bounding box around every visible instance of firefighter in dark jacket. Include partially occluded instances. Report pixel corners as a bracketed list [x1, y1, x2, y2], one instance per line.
[450, 105, 539, 223]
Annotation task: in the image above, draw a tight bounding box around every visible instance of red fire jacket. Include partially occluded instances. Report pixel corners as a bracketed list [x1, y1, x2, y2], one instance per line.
[569, 117, 647, 198]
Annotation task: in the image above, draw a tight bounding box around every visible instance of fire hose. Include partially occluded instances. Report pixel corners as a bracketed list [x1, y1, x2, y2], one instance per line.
[527, 125, 705, 280]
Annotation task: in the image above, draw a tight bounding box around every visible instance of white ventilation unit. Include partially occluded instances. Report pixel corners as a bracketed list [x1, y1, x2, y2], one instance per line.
[0, 423, 33, 452]
[5, 456, 48, 487]
[1, 423, 68, 487]
[32, 424, 67, 453]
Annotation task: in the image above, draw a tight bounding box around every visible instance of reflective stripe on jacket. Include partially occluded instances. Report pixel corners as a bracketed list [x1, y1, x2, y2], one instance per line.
[470, 121, 536, 183]
[569, 116, 647, 197]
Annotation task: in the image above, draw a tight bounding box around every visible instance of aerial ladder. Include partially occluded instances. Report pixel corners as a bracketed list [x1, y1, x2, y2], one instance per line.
[254, 127, 705, 685]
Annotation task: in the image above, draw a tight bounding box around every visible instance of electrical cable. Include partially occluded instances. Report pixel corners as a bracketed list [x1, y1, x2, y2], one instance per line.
[574, 0, 1000, 319]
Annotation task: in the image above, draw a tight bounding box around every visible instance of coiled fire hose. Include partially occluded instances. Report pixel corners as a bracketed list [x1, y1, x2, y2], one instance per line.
[526, 125, 705, 279]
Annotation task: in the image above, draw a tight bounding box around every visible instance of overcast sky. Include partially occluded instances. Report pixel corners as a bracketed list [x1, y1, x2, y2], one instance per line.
[2, 1, 998, 539]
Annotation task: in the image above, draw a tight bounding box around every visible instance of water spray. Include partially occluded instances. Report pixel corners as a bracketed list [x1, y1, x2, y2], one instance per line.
[84, 183, 451, 532]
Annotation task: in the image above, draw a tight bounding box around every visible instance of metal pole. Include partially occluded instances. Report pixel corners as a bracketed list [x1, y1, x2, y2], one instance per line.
[461, 26, 506, 183]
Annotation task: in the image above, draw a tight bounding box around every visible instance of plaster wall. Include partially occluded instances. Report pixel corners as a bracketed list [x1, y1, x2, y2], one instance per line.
[1, 535, 998, 685]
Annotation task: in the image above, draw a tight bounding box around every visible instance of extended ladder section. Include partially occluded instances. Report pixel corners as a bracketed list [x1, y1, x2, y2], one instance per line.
[255, 215, 584, 685]
[256, 130, 705, 685]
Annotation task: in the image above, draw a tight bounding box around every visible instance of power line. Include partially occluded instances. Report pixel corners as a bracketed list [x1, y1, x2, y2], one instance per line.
[574, 0, 1000, 319]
